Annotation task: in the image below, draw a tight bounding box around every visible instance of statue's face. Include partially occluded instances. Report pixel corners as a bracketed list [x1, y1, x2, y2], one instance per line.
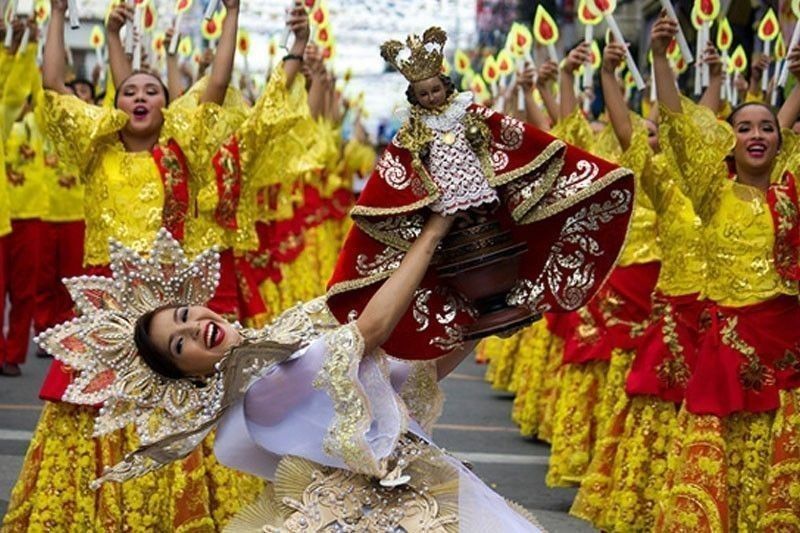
[412, 76, 447, 109]
[149, 305, 242, 377]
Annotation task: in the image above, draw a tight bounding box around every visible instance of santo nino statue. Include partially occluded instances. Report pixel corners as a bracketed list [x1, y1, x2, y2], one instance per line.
[327, 27, 636, 361]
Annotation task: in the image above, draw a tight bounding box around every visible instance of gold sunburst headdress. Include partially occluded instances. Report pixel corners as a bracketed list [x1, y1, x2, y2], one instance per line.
[37, 228, 337, 486]
[380, 26, 447, 82]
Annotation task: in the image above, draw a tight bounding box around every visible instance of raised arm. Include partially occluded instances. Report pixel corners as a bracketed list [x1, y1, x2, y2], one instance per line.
[651, 12, 732, 220]
[698, 43, 723, 113]
[559, 42, 590, 120]
[652, 11, 681, 113]
[282, 2, 309, 89]
[327, 74, 344, 123]
[303, 43, 326, 119]
[164, 28, 183, 99]
[200, 0, 239, 104]
[601, 39, 633, 150]
[536, 60, 559, 125]
[2, 20, 36, 138]
[518, 61, 549, 130]
[42, 0, 71, 93]
[779, 45, 800, 129]
[105, 3, 134, 86]
[748, 54, 769, 103]
[356, 214, 453, 354]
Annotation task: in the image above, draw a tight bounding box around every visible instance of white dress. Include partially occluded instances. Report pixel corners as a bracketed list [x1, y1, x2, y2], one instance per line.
[214, 323, 541, 532]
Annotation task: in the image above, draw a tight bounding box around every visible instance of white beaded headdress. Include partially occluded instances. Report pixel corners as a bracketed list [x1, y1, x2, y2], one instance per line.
[37, 229, 330, 486]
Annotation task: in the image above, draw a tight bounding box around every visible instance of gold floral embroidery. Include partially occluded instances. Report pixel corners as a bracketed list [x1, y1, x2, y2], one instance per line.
[775, 347, 800, 373]
[226, 442, 462, 532]
[601, 290, 648, 338]
[6, 164, 24, 186]
[576, 306, 601, 345]
[399, 361, 444, 434]
[654, 302, 692, 388]
[720, 316, 776, 391]
[313, 323, 394, 477]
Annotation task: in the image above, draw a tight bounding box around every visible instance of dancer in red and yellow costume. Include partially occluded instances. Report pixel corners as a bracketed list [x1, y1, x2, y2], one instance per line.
[0, 21, 18, 377]
[570, 36, 710, 530]
[0, 26, 47, 378]
[541, 42, 661, 487]
[649, 13, 800, 531]
[32, 69, 90, 356]
[247, 44, 334, 318]
[2, 2, 310, 531]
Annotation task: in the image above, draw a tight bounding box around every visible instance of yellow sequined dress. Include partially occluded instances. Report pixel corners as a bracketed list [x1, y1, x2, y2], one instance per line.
[3, 79, 268, 532]
[652, 99, 800, 532]
[571, 115, 706, 531]
[542, 111, 660, 488]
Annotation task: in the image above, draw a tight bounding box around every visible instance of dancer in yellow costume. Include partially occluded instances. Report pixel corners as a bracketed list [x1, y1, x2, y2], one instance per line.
[542, 41, 661, 488]
[651, 13, 800, 531]
[570, 37, 708, 531]
[3, 1, 310, 531]
[0, 23, 18, 362]
[255, 44, 341, 315]
[0, 30, 49, 378]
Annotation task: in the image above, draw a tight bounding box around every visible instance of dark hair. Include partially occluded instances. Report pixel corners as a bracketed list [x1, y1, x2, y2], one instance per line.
[726, 102, 783, 149]
[405, 74, 456, 106]
[114, 70, 171, 109]
[134, 304, 185, 380]
[66, 78, 96, 99]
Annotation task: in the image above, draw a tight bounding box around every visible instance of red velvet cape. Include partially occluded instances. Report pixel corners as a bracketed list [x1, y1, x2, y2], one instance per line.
[327, 103, 635, 360]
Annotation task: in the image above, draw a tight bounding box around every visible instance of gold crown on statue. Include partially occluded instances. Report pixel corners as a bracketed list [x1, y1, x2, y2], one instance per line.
[380, 26, 447, 82]
[36, 229, 336, 486]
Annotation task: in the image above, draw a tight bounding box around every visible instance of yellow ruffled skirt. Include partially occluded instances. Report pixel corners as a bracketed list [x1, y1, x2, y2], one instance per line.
[545, 359, 609, 487]
[545, 348, 632, 487]
[476, 335, 500, 366]
[509, 322, 561, 438]
[571, 395, 679, 531]
[482, 333, 522, 392]
[530, 333, 566, 443]
[2, 402, 263, 532]
[654, 390, 800, 532]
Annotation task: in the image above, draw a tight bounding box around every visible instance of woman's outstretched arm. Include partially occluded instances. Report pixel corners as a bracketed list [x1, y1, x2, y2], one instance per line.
[356, 214, 453, 354]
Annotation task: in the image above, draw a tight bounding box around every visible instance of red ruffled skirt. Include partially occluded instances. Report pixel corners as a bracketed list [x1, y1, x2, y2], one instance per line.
[626, 291, 707, 403]
[655, 295, 800, 532]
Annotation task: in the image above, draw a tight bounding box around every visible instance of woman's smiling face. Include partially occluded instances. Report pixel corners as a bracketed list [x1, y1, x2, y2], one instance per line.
[147, 305, 242, 377]
[730, 104, 780, 176]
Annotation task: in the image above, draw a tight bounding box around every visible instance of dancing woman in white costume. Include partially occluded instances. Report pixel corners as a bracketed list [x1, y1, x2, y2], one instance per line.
[38, 215, 542, 532]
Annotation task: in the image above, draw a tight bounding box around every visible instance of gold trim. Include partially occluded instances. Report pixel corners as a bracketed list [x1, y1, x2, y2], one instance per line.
[665, 484, 724, 533]
[490, 139, 566, 187]
[520, 167, 634, 224]
[327, 270, 396, 299]
[314, 323, 394, 477]
[509, 157, 566, 223]
[399, 361, 444, 434]
[352, 216, 422, 251]
[350, 194, 435, 218]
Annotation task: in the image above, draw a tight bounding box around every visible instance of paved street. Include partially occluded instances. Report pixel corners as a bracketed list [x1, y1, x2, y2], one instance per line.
[0, 344, 595, 532]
